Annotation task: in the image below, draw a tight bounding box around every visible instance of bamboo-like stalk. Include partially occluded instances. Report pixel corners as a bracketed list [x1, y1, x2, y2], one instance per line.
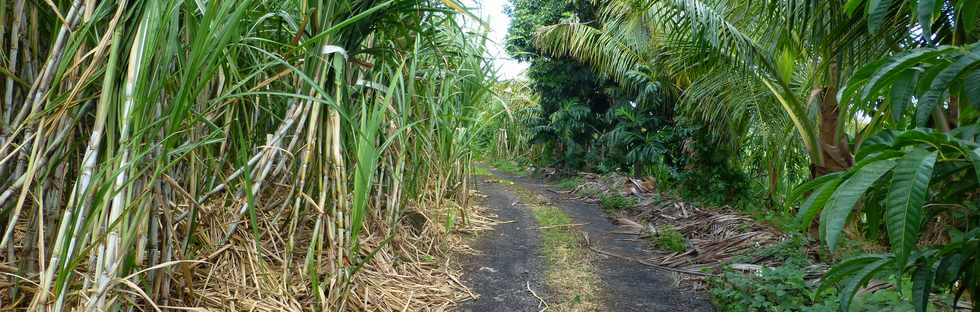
[2, 0, 24, 127]
[85, 19, 144, 310]
[0, 0, 26, 189]
[0, 0, 83, 250]
[0, 0, 494, 310]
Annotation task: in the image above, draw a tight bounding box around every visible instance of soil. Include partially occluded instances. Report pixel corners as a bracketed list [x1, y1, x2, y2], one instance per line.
[458, 175, 549, 312]
[458, 168, 715, 311]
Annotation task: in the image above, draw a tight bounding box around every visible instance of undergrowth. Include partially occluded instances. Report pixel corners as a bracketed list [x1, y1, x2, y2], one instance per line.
[556, 177, 582, 190]
[471, 165, 493, 177]
[648, 225, 686, 252]
[492, 159, 528, 176]
[710, 236, 928, 312]
[599, 193, 636, 210]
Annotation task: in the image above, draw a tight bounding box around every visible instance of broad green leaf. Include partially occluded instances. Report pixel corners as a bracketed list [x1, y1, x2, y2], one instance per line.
[821, 159, 897, 251]
[846, 0, 866, 16]
[787, 172, 843, 206]
[860, 46, 956, 104]
[886, 148, 937, 277]
[950, 124, 980, 141]
[818, 254, 889, 295]
[916, 44, 980, 126]
[960, 0, 979, 33]
[917, 0, 938, 38]
[796, 179, 841, 230]
[964, 70, 980, 109]
[912, 263, 934, 312]
[894, 128, 951, 148]
[868, 0, 893, 33]
[889, 69, 919, 122]
[855, 129, 901, 161]
[967, 147, 980, 183]
[935, 253, 965, 286]
[839, 56, 893, 107]
[840, 257, 894, 311]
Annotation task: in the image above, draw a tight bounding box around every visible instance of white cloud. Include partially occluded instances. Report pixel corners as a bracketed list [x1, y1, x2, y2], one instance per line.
[463, 0, 529, 80]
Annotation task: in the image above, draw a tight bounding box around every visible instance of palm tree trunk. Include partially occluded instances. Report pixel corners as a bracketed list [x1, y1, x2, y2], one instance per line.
[812, 62, 852, 177]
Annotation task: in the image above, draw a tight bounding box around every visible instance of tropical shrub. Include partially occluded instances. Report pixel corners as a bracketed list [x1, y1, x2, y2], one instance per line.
[796, 126, 980, 310]
[599, 193, 637, 210]
[557, 177, 583, 190]
[649, 225, 687, 252]
[710, 263, 817, 311]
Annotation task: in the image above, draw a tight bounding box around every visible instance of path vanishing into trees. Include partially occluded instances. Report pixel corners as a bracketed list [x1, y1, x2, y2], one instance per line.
[459, 168, 713, 311]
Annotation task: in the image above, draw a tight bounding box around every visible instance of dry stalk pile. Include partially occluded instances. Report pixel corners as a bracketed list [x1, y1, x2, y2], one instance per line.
[0, 0, 492, 310]
[568, 173, 784, 288]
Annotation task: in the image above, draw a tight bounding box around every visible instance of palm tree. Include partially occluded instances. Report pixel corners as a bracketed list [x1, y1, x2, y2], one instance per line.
[532, 0, 925, 175]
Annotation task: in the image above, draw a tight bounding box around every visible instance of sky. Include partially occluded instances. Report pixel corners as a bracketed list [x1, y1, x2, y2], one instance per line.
[464, 0, 529, 80]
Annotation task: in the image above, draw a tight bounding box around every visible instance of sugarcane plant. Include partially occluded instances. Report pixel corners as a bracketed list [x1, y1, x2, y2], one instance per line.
[0, 0, 492, 310]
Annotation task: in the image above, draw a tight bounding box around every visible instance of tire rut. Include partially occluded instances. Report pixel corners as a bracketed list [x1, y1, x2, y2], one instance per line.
[458, 176, 549, 312]
[459, 169, 714, 311]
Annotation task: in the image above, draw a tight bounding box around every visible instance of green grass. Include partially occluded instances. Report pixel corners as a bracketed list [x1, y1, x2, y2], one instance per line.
[649, 225, 686, 252]
[471, 165, 492, 177]
[599, 193, 637, 210]
[492, 159, 526, 176]
[556, 177, 582, 190]
[510, 182, 603, 310]
[576, 185, 602, 198]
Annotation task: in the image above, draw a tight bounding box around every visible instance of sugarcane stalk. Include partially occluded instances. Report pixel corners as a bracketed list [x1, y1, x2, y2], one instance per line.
[2, 0, 24, 127]
[0, 0, 26, 183]
[85, 19, 143, 311]
[0, 0, 83, 250]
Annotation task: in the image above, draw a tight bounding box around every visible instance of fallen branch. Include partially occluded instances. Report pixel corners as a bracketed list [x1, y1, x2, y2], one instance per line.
[537, 223, 588, 230]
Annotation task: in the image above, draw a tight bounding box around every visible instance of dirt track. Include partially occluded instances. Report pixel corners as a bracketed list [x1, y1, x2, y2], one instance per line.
[458, 169, 713, 311]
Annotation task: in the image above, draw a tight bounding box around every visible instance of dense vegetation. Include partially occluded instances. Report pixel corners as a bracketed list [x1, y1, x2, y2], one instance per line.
[503, 0, 980, 310]
[0, 0, 492, 310]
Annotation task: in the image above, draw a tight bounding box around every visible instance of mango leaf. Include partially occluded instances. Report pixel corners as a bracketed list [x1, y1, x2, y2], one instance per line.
[886, 148, 937, 278]
[860, 46, 956, 103]
[817, 254, 889, 295]
[821, 159, 897, 252]
[912, 263, 934, 312]
[966, 70, 980, 109]
[796, 179, 841, 230]
[890, 69, 919, 122]
[787, 172, 843, 206]
[855, 129, 901, 161]
[935, 253, 965, 286]
[840, 257, 894, 311]
[967, 147, 980, 182]
[894, 128, 951, 149]
[916, 44, 980, 126]
[839, 56, 893, 106]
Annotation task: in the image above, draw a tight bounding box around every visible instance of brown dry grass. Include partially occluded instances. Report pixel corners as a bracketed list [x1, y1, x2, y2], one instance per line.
[157, 187, 496, 311]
